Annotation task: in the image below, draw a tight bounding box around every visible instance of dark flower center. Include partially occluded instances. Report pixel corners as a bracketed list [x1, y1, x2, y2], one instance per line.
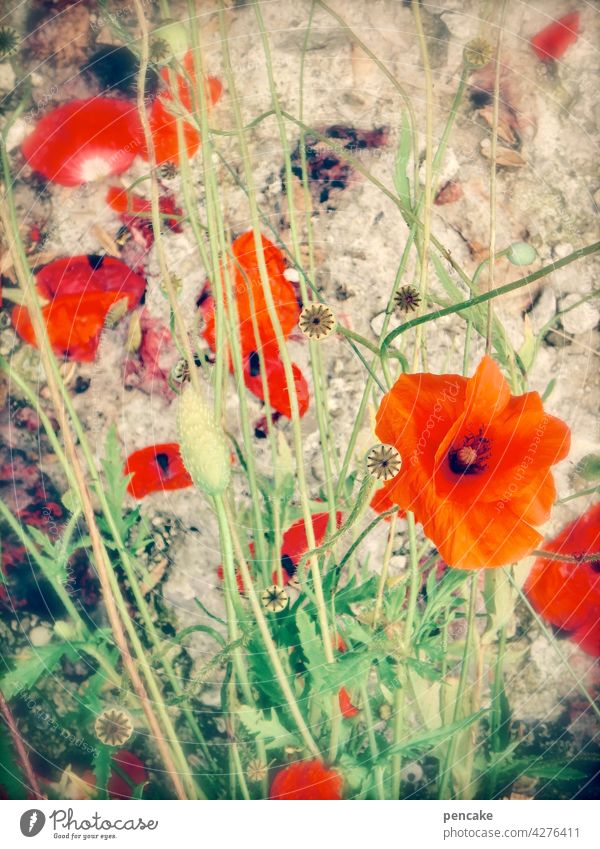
[248, 351, 261, 377]
[448, 428, 491, 475]
[281, 553, 297, 577]
[155, 452, 170, 474]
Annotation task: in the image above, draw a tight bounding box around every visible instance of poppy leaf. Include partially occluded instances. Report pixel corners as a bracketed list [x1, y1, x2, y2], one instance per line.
[296, 608, 328, 684]
[382, 709, 486, 760]
[237, 707, 300, 751]
[0, 643, 69, 699]
[316, 646, 383, 695]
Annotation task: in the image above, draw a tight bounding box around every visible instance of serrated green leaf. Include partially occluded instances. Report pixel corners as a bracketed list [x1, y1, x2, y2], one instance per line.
[296, 608, 327, 683]
[383, 709, 486, 760]
[237, 707, 299, 750]
[0, 643, 67, 699]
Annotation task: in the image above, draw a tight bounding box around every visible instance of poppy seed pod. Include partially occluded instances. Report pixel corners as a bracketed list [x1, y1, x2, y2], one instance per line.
[177, 384, 230, 496]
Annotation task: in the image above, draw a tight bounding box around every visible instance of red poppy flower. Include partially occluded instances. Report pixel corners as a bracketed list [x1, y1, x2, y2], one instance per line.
[375, 355, 570, 569]
[524, 503, 600, 657]
[216, 511, 343, 591]
[530, 11, 580, 62]
[339, 687, 359, 718]
[12, 291, 128, 362]
[22, 98, 143, 186]
[106, 186, 183, 234]
[200, 231, 300, 357]
[145, 50, 222, 165]
[269, 760, 342, 800]
[242, 344, 309, 419]
[124, 443, 193, 499]
[107, 751, 148, 800]
[35, 254, 146, 308]
[281, 511, 343, 567]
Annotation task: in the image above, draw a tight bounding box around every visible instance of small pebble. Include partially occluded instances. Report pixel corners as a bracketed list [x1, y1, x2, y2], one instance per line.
[559, 294, 599, 335]
[29, 625, 52, 647]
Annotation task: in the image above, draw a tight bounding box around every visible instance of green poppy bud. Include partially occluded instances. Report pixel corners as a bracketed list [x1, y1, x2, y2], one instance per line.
[507, 242, 537, 266]
[177, 384, 230, 496]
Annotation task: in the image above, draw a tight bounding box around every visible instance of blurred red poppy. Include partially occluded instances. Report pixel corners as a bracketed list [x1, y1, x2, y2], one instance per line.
[124, 443, 193, 499]
[22, 98, 143, 186]
[13, 291, 127, 362]
[107, 751, 148, 799]
[35, 254, 146, 308]
[242, 345, 309, 419]
[106, 187, 183, 234]
[530, 11, 580, 62]
[524, 503, 600, 657]
[339, 687, 359, 718]
[199, 231, 300, 357]
[216, 511, 343, 590]
[145, 50, 222, 165]
[269, 760, 342, 800]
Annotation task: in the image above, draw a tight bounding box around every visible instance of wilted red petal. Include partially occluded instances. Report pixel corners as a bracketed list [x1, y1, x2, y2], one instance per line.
[12, 291, 127, 362]
[22, 98, 143, 186]
[124, 443, 193, 499]
[35, 255, 146, 308]
[530, 11, 580, 62]
[269, 760, 342, 800]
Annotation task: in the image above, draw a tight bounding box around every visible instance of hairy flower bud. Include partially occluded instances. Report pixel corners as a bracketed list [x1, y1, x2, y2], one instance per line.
[177, 384, 230, 495]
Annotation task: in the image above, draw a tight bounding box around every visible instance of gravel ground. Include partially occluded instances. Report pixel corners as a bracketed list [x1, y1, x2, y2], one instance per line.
[1, 0, 598, 753]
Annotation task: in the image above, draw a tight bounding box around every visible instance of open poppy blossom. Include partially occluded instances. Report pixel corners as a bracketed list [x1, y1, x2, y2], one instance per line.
[145, 50, 222, 165]
[530, 11, 580, 62]
[107, 750, 148, 800]
[375, 355, 570, 569]
[269, 759, 342, 800]
[124, 443, 193, 499]
[22, 98, 143, 186]
[524, 503, 600, 657]
[199, 231, 301, 357]
[242, 344, 309, 419]
[35, 254, 146, 308]
[106, 186, 183, 234]
[12, 291, 128, 362]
